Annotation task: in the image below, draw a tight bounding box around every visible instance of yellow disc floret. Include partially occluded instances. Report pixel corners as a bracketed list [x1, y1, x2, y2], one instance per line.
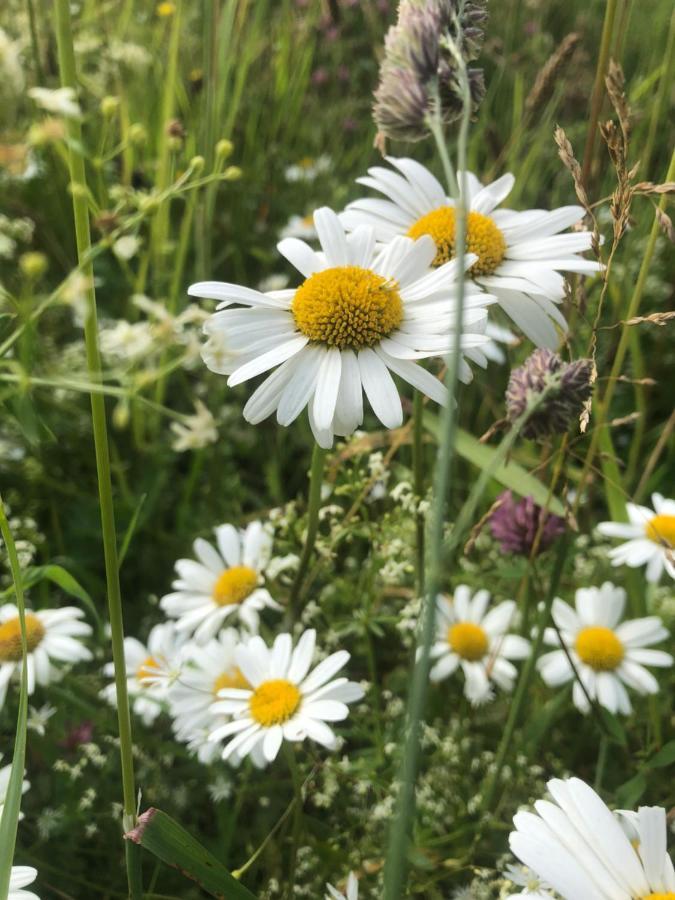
[645, 514, 675, 548]
[407, 206, 507, 276]
[0, 613, 46, 663]
[447, 622, 489, 661]
[212, 566, 258, 607]
[292, 266, 403, 349]
[249, 678, 301, 726]
[213, 667, 250, 695]
[575, 626, 624, 671]
[643, 894, 675, 899]
[136, 655, 160, 683]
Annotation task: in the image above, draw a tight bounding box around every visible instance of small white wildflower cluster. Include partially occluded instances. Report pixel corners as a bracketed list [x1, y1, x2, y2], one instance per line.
[102, 519, 364, 767]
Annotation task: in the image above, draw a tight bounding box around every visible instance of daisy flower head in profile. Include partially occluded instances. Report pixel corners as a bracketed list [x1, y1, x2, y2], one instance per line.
[7, 866, 40, 900]
[160, 520, 281, 643]
[537, 582, 673, 715]
[189, 206, 492, 448]
[428, 585, 530, 705]
[326, 872, 359, 900]
[0, 604, 92, 709]
[209, 628, 364, 767]
[340, 157, 603, 348]
[597, 493, 675, 583]
[509, 775, 675, 900]
[102, 622, 186, 726]
[168, 627, 249, 763]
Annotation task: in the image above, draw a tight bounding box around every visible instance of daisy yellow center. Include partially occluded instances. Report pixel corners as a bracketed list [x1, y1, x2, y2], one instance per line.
[645, 514, 675, 548]
[447, 622, 489, 661]
[642, 895, 675, 899]
[407, 206, 507, 276]
[136, 655, 160, 683]
[291, 266, 403, 349]
[575, 626, 624, 671]
[249, 678, 301, 726]
[213, 667, 249, 695]
[0, 613, 45, 663]
[212, 566, 258, 607]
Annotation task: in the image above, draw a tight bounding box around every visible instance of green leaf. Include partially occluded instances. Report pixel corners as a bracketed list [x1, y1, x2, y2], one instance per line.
[598, 708, 627, 747]
[644, 740, 675, 769]
[615, 772, 648, 809]
[25, 564, 102, 633]
[424, 415, 565, 516]
[596, 424, 627, 523]
[125, 809, 258, 899]
[119, 493, 148, 569]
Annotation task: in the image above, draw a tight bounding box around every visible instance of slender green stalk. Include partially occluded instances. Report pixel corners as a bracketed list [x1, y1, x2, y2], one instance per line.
[641, 6, 675, 180]
[382, 71, 470, 900]
[581, 0, 618, 186]
[287, 444, 328, 620]
[574, 149, 675, 514]
[480, 535, 570, 814]
[52, 2, 141, 895]
[0, 495, 29, 900]
[283, 745, 303, 900]
[25, 0, 44, 81]
[594, 734, 609, 791]
[412, 390, 426, 596]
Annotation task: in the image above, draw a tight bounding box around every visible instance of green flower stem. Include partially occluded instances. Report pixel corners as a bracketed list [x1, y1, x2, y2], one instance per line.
[52, 1, 141, 896]
[383, 71, 470, 900]
[0, 495, 29, 900]
[581, 0, 618, 186]
[573, 149, 675, 518]
[412, 390, 426, 596]
[479, 534, 571, 815]
[641, 6, 675, 180]
[288, 443, 328, 621]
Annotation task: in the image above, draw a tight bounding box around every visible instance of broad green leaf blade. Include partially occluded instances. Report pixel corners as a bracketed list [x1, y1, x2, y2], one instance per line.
[23, 565, 102, 633]
[125, 809, 258, 899]
[424, 415, 566, 516]
[0, 498, 29, 899]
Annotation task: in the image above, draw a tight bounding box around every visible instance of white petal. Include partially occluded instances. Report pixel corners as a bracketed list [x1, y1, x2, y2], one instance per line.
[358, 348, 403, 429]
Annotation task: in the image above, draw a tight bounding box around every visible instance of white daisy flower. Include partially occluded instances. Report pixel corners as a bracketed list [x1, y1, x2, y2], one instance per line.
[429, 585, 530, 705]
[7, 866, 40, 900]
[190, 207, 492, 448]
[504, 862, 555, 898]
[169, 627, 249, 761]
[0, 604, 92, 709]
[340, 157, 602, 348]
[537, 582, 673, 715]
[102, 622, 186, 726]
[160, 521, 281, 642]
[597, 494, 675, 583]
[509, 775, 675, 900]
[209, 628, 364, 766]
[280, 213, 318, 241]
[483, 321, 518, 364]
[326, 872, 359, 900]
[169, 399, 218, 453]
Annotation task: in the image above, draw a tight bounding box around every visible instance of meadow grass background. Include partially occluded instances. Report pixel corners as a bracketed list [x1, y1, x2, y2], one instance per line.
[0, 0, 674, 897]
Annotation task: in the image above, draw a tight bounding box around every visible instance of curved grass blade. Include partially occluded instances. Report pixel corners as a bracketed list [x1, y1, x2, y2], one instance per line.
[125, 809, 258, 899]
[424, 415, 566, 516]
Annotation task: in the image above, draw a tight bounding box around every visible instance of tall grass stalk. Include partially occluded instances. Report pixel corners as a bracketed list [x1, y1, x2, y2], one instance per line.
[52, 1, 142, 894]
[0, 496, 29, 900]
[287, 444, 328, 620]
[582, 0, 618, 186]
[382, 72, 470, 899]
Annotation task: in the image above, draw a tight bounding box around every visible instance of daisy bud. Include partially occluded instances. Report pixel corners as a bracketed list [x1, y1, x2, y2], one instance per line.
[128, 123, 148, 146]
[373, 0, 487, 142]
[489, 491, 565, 556]
[100, 95, 120, 118]
[215, 138, 234, 161]
[19, 251, 48, 281]
[505, 348, 593, 440]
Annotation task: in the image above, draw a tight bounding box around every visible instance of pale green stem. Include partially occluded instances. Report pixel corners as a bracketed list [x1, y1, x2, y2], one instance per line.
[382, 69, 470, 900]
[480, 535, 571, 814]
[287, 444, 328, 621]
[641, 6, 675, 180]
[412, 390, 426, 596]
[0, 495, 29, 900]
[52, 2, 141, 895]
[582, 0, 618, 186]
